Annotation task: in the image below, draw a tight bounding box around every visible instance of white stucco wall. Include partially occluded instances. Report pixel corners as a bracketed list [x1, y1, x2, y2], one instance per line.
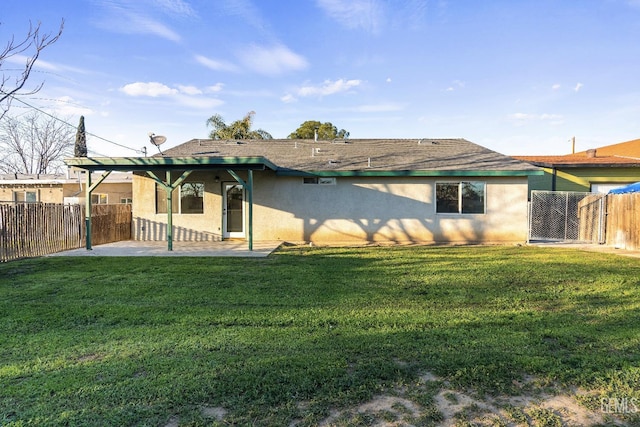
[132, 171, 530, 244]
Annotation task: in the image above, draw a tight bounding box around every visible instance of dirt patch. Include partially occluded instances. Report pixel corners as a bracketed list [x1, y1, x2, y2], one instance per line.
[307, 372, 634, 426]
[167, 373, 635, 426]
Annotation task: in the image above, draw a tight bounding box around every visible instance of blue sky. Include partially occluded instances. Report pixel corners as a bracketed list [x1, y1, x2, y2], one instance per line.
[2, 0, 640, 157]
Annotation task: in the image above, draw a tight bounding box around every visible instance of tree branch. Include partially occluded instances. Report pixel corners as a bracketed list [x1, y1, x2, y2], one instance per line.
[0, 19, 64, 119]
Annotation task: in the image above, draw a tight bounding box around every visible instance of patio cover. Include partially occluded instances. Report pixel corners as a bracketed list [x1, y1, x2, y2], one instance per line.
[608, 182, 640, 194]
[64, 156, 278, 251]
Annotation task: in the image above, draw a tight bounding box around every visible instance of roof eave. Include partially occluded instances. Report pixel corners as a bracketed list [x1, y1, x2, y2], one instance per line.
[527, 161, 640, 168]
[276, 169, 543, 177]
[64, 156, 278, 172]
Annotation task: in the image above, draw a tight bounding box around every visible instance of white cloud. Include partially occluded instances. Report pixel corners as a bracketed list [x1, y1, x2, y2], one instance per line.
[206, 83, 224, 93]
[120, 82, 178, 97]
[5, 55, 88, 74]
[281, 93, 297, 103]
[195, 55, 239, 72]
[237, 44, 308, 75]
[552, 84, 561, 90]
[51, 96, 94, 116]
[574, 82, 584, 92]
[93, 0, 184, 42]
[297, 79, 362, 97]
[177, 85, 202, 95]
[317, 0, 383, 33]
[135, 17, 181, 41]
[155, 0, 196, 17]
[119, 81, 223, 110]
[386, 77, 392, 83]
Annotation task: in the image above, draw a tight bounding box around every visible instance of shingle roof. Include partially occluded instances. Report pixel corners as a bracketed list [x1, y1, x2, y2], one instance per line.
[514, 138, 640, 167]
[160, 138, 538, 173]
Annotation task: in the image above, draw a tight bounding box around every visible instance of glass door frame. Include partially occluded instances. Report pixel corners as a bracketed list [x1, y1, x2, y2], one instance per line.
[222, 182, 245, 238]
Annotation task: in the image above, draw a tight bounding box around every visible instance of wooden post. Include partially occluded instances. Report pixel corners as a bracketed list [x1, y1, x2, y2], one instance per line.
[248, 169, 253, 251]
[166, 170, 173, 251]
[85, 172, 92, 250]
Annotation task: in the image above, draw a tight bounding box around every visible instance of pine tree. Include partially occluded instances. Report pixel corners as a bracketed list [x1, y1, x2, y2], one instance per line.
[74, 115, 87, 157]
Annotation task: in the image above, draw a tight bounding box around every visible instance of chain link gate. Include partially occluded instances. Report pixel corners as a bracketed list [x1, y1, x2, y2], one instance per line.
[529, 191, 606, 243]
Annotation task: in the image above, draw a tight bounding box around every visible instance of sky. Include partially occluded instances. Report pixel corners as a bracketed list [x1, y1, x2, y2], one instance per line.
[1, 0, 640, 158]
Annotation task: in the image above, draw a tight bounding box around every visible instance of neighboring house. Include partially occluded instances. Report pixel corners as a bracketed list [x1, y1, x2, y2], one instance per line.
[0, 171, 133, 204]
[81, 138, 537, 246]
[514, 138, 640, 194]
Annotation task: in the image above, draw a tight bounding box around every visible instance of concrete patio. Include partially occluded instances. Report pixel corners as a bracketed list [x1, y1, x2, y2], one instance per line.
[48, 240, 283, 257]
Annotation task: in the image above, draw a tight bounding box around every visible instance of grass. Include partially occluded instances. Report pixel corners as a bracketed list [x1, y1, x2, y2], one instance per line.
[0, 245, 639, 426]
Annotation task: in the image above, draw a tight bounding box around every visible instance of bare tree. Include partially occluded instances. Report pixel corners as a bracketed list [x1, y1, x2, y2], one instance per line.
[0, 112, 74, 174]
[0, 20, 64, 120]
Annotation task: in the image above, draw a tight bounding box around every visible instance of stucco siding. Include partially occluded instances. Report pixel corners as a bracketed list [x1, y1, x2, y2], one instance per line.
[132, 172, 529, 244]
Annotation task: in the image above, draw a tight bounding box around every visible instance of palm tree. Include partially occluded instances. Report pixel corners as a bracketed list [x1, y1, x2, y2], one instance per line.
[206, 111, 272, 140]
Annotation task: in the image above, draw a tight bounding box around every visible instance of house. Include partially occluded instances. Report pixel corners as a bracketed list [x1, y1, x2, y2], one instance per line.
[0, 171, 133, 204]
[66, 138, 540, 248]
[514, 138, 640, 194]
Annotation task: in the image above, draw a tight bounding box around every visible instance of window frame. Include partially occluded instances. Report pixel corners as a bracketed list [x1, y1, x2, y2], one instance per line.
[155, 182, 204, 214]
[91, 193, 108, 205]
[435, 181, 486, 215]
[13, 190, 37, 203]
[179, 182, 204, 214]
[302, 177, 336, 185]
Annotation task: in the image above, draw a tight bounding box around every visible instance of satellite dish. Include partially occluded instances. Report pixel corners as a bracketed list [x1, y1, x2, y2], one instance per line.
[148, 132, 167, 155]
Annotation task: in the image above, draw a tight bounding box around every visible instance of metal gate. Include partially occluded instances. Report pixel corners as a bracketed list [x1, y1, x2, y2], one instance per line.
[529, 191, 606, 243]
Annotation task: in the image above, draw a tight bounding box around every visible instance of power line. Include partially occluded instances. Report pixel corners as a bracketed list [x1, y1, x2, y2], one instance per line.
[1, 93, 145, 155]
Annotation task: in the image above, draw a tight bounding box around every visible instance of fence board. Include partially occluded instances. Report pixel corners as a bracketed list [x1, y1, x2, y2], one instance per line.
[606, 193, 640, 251]
[91, 204, 132, 245]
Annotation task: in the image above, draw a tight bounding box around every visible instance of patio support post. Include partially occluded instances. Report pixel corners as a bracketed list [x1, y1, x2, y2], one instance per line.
[85, 172, 92, 250]
[84, 170, 112, 250]
[146, 170, 193, 251]
[248, 169, 253, 251]
[166, 170, 173, 251]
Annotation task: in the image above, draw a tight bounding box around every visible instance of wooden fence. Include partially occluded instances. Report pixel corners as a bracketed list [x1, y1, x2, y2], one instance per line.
[91, 204, 132, 245]
[0, 203, 132, 262]
[606, 193, 640, 251]
[0, 203, 83, 262]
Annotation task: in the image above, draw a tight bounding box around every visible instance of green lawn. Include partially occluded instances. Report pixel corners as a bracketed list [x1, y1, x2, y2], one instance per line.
[0, 245, 639, 426]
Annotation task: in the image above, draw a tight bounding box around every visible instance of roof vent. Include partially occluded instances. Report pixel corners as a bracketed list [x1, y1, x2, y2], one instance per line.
[586, 148, 597, 158]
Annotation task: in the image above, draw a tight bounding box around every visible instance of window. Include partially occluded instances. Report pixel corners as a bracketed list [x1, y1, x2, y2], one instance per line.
[303, 177, 336, 185]
[91, 193, 108, 204]
[13, 191, 37, 203]
[436, 182, 485, 214]
[120, 197, 133, 204]
[156, 182, 204, 214]
[180, 182, 204, 214]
